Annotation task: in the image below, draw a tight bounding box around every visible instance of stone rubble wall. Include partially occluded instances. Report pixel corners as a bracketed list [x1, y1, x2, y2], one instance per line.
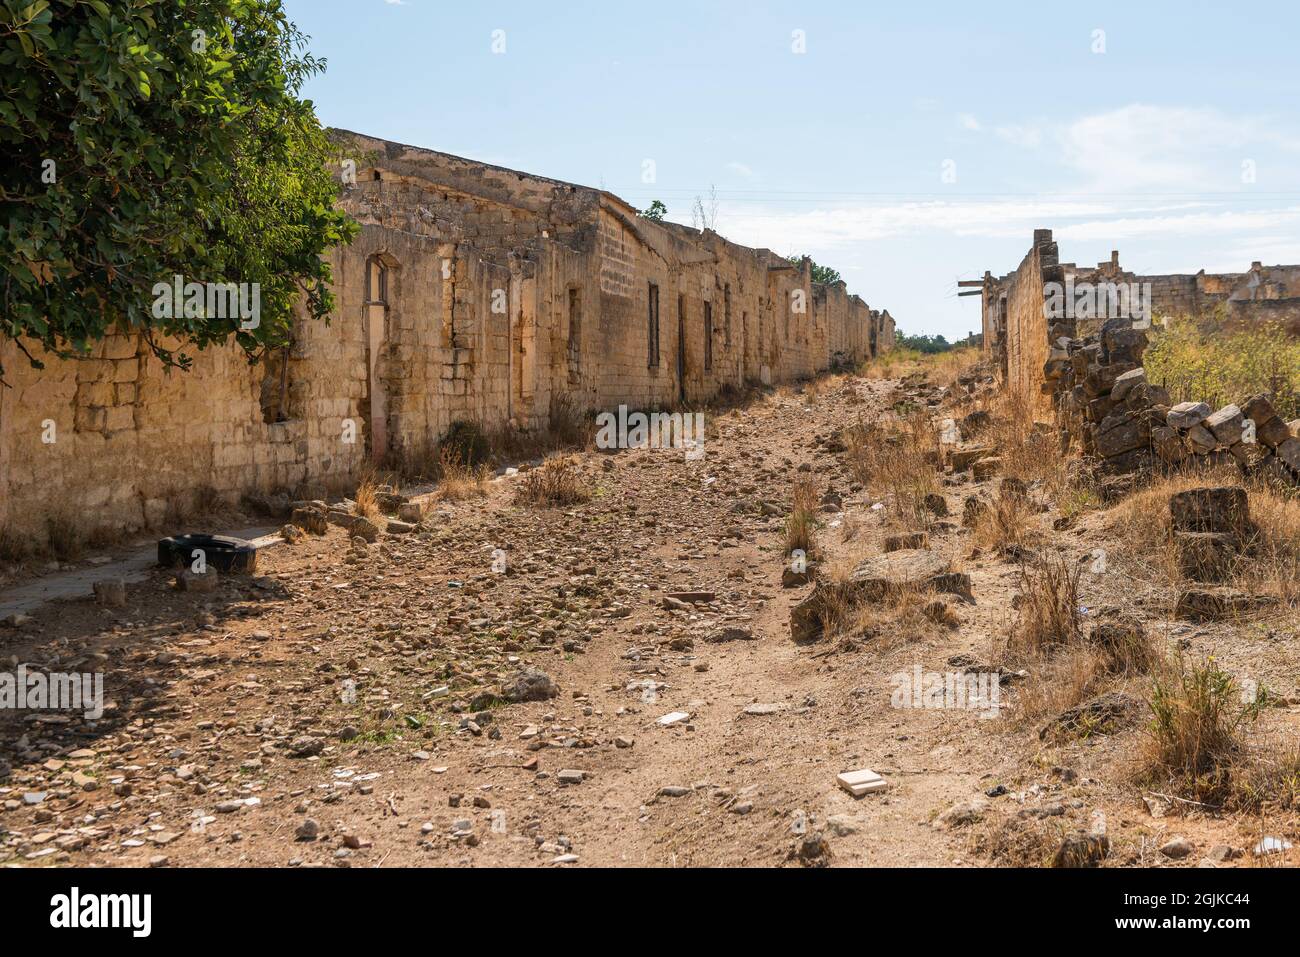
[984, 229, 1300, 491]
[0, 133, 894, 545]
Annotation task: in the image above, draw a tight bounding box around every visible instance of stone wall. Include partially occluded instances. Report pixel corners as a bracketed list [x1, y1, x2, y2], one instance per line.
[1, 133, 893, 545]
[979, 229, 1300, 490]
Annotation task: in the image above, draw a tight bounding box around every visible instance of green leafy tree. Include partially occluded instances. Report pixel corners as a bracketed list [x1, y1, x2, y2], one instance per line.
[895, 330, 953, 354]
[787, 254, 842, 285]
[0, 0, 358, 377]
[639, 199, 668, 221]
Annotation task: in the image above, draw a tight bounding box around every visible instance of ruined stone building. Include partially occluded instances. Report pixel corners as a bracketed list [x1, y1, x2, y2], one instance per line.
[0, 132, 894, 545]
[975, 229, 1300, 413]
[971, 229, 1300, 489]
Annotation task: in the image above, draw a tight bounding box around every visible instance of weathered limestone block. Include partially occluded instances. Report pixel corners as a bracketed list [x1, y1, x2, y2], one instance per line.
[1095, 411, 1150, 458]
[1185, 424, 1218, 453]
[1258, 415, 1293, 449]
[1101, 317, 1147, 364]
[972, 456, 1002, 481]
[1109, 367, 1146, 403]
[1204, 405, 1245, 446]
[949, 444, 995, 471]
[1151, 425, 1188, 464]
[1241, 393, 1278, 428]
[1276, 437, 1300, 473]
[1169, 487, 1251, 536]
[1167, 401, 1211, 430]
[1174, 531, 1238, 582]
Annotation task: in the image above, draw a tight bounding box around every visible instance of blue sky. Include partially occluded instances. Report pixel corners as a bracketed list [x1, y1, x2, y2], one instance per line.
[286, 0, 1300, 339]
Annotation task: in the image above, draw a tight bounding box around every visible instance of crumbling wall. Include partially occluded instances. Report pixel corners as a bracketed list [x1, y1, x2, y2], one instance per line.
[1001, 229, 1059, 419]
[984, 229, 1300, 490]
[2, 134, 893, 546]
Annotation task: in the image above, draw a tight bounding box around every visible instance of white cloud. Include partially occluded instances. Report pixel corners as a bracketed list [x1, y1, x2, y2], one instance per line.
[957, 113, 982, 132]
[994, 104, 1300, 192]
[726, 161, 759, 181]
[994, 124, 1042, 149]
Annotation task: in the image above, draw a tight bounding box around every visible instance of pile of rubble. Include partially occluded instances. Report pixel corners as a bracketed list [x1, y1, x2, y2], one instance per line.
[1047, 317, 1300, 486]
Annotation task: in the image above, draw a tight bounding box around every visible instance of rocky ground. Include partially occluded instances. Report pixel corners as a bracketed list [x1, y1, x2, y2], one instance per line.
[2, 368, 1298, 868]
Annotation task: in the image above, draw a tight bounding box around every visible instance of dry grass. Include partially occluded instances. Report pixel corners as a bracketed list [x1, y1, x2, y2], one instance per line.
[1139, 654, 1260, 806]
[971, 493, 1037, 556]
[1145, 314, 1300, 420]
[1005, 551, 1083, 661]
[45, 511, 84, 561]
[352, 474, 381, 519]
[981, 392, 1073, 500]
[436, 447, 490, 502]
[813, 567, 939, 649]
[1010, 645, 1110, 728]
[860, 346, 981, 386]
[1232, 743, 1300, 813]
[844, 408, 941, 529]
[513, 454, 590, 507]
[784, 477, 819, 557]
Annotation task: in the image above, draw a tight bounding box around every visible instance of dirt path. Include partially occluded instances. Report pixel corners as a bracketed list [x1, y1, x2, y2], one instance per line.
[2, 370, 1293, 868]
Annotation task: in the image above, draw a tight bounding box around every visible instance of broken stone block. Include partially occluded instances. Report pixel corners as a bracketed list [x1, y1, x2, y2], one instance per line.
[92, 578, 126, 608]
[962, 495, 989, 528]
[385, 520, 417, 535]
[1151, 425, 1188, 464]
[922, 492, 948, 517]
[1174, 531, 1238, 583]
[884, 532, 928, 552]
[848, 549, 952, 600]
[176, 568, 219, 593]
[1109, 367, 1146, 403]
[1204, 405, 1245, 446]
[1175, 588, 1276, 622]
[1101, 317, 1147, 364]
[1276, 437, 1300, 473]
[350, 516, 379, 543]
[935, 797, 989, 828]
[789, 590, 827, 643]
[1167, 401, 1211, 430]
[1185, 424, 1218, 452]
[397, 502, 424, 524]
[1095, 413, 1148, 458]
[949, 444, 995, 472]
[1258, 415, 1294, 449]
[1169, 486, 1250, 535]
[1097, 448, 1152, 477]
[1257, 453, 1298, 488]
[290, 506, 328, 535]
[1241, 393, 1279, 429]
[781, 566, 811, 588]
[1039, 691, 1139, 741]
